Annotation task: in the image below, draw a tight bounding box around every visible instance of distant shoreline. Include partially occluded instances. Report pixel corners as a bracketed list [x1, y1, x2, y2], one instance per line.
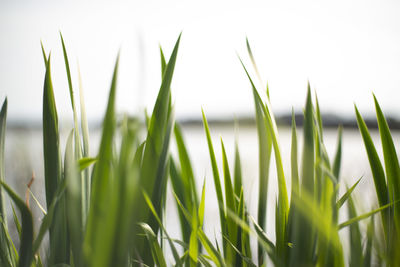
[6, 112, 400, 130]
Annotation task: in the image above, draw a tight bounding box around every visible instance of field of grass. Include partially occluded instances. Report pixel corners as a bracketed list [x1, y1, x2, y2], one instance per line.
[0, 34, 399, 266]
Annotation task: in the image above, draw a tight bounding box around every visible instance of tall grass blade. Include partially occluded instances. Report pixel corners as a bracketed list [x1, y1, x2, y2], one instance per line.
[42, 55, 69, 264]
[221, 139, 237, 265]
[355, 105, 389, 234]
[84, 54, 119, 267]
[373, 95, 400, 231]
[347, 193, 363, 267]
[65, 131, 84, 267]
[0, 99, 8, 239]
[240, 58, 288, 262]
[201, 109, 226, 250]
[175, 124, 198, 211]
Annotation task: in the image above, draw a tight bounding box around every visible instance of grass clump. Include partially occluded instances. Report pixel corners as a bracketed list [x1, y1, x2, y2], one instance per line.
[0, 33, 399, 266]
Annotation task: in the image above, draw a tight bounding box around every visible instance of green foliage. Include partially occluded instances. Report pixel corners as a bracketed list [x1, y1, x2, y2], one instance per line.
[0, 34, 398, 267]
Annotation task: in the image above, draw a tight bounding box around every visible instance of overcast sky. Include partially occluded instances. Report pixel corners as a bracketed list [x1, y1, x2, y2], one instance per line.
[1, 0, 400, 123]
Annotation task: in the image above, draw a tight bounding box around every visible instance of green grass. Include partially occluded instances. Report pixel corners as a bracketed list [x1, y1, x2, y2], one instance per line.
[0, 34, 399, 266]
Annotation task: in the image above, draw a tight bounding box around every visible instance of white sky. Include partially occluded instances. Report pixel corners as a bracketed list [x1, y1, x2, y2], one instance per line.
[1, 0, 400, 122]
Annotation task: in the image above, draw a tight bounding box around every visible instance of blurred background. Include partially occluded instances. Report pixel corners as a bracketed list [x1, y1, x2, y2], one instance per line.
[1, 0, 400, 252]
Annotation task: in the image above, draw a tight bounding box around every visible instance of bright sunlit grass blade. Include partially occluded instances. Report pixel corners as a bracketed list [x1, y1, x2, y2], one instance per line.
[245, 38, 264, 88]
[0, 182, 33, 267]
[189, 207, 199, 267]
[201, 109, 226, 248]
[199, 179, 206, 227]
[355, 105, 389, 233]
[78, 157, 97, 171]
[240, 58, 288, 262]
[248, 58, 272, 264]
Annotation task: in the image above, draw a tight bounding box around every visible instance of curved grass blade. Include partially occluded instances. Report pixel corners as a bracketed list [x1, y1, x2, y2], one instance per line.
[355, 105, 389, 233]
[173, 193, 225, 267]
[32, 179, 66, 254]
[142, 191, 180, 264]
[250, 65, 272, 265]
[239, 58, 288, 261]
[135, 35, 181, 265]
[1, 182, 33, 267]
[339, 200, 398, 229]
[373, 95, 400, 230]
[245, 38, 264, 88]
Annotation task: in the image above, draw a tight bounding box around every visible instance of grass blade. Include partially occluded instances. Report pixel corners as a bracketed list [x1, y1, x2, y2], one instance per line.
[336, 177, 362, 209]
[221, 138, 237, 264]
[78, 157, 97, 172]
[373, 95, 400, 230]
[42, 55, 70, 264]
[339, 201, 397, 229]
[1, 182, 33, 267]
[355, 105, 389, 233]
[201, 110, 226, 250]
[83, 54, 119, 267]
